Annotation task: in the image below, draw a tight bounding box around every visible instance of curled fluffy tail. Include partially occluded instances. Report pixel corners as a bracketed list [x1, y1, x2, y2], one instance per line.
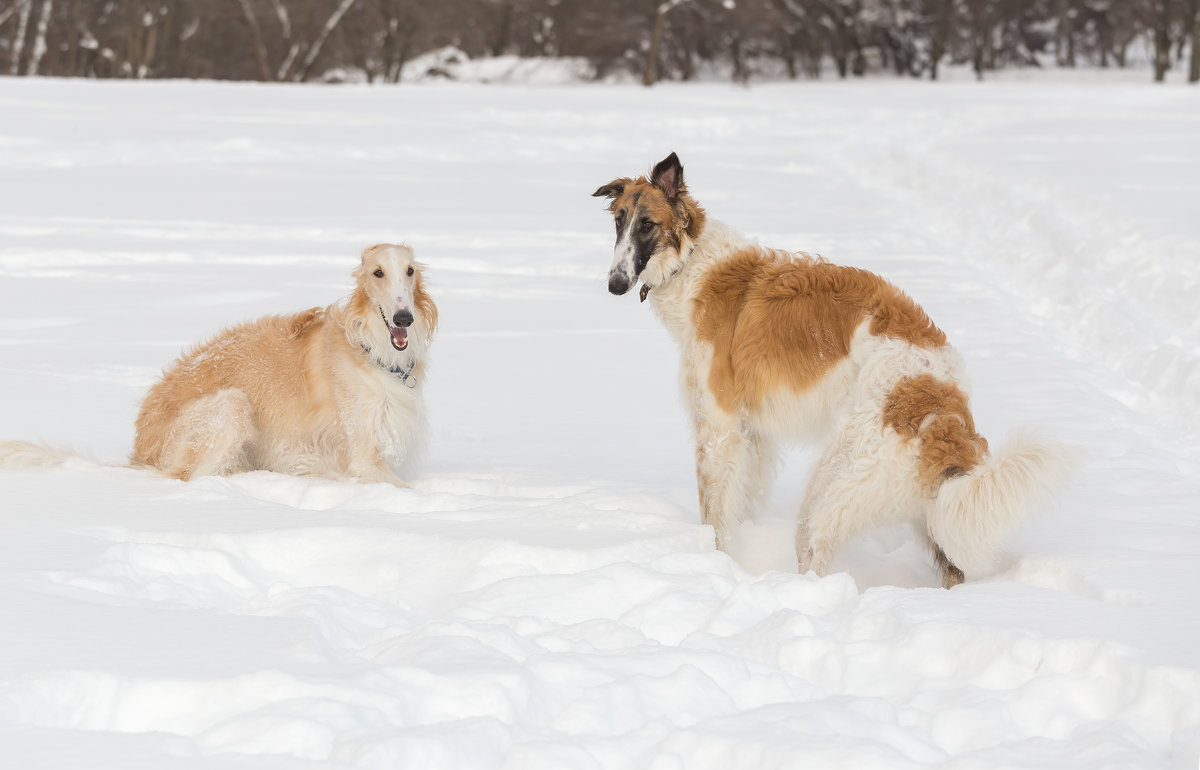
[928, 429, 1077, 576]
[0, 440, 79, 470]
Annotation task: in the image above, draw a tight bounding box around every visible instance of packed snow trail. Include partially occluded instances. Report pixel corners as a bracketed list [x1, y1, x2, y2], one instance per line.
[1, 77, 1198, 768]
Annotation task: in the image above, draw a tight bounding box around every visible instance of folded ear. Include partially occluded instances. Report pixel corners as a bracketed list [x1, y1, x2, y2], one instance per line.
[651, 152, 683, 199]
[592, 179, 626, 199]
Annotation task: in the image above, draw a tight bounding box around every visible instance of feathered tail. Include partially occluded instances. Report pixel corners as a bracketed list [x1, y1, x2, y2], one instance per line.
[0, 440, 80, 470]
[928, 429, 1077, 576]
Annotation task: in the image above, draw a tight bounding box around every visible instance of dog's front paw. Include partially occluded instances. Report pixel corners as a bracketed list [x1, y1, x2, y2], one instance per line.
[349, 465, 408, 487]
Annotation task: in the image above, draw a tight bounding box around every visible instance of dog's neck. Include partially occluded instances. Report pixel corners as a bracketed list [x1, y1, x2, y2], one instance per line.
[359, 342, 418, 385]
[646, 218, 749, 339]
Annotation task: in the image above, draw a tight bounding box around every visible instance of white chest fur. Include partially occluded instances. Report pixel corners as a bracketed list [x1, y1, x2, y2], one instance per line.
[356, 365, 428, 469]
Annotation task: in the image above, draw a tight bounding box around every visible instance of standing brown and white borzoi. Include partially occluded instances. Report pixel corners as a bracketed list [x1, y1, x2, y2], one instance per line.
[130, 243, 437, 484]
[593, 153, 1071, 587]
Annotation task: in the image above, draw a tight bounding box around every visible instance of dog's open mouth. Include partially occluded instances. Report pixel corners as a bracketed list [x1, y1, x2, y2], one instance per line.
[388, 325, 408, 351]
[379, 307, 409, 351]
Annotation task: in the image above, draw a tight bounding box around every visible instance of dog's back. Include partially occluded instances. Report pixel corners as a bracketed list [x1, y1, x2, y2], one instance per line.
[705, 250, 1072, 586]
[132, 307, 336, 477]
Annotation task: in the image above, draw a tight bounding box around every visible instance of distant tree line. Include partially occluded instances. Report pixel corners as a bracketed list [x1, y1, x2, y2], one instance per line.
[1, 0, 1197, 84]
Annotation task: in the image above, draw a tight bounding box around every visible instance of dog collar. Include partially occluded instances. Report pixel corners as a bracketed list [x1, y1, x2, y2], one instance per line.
[640, 244, 695, 303]
[360, 344, 417, 388]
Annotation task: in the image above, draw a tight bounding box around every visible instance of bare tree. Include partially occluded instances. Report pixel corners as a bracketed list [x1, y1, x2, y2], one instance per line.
[236, 0, 273, 80]
[644, 0, 689, 86]
[228, 0, 361, 81]
[123, 0, 162, 77]
[1150, 0, 1171, 81]
[9, 0, 33, 74]
[1056, 0, 1076, 65]
[375, 0, 419, 82]
[927, 0, 955, 80]
[1189, 0, 1199, 81]
[294, 0, 358, 80]
[25, 0, 52, 75]
[0, 2, 20, 28]
[0, 0, 1190, 83]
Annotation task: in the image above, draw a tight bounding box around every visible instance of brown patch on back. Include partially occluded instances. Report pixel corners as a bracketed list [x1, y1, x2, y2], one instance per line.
[694, 249, 946, 413]
[883, 374, 989, 494]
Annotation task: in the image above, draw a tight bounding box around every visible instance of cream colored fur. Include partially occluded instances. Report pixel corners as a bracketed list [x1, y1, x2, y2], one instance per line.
[0, 244, 437, 485]
[129, 243, 436, 484]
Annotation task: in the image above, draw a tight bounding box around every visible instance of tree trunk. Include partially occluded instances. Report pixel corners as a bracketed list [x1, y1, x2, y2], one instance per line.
[929, 0, 952, 81]
[1154, 0, 1171, 82]
[1097, 7, 1110, 67]
[968, 0, 988, 79]
[270, 0, 290, 39]
[141, 15, 158, 77]
[10, 0, 34, 75]
[376, 0, 415, 84]
[378, 1, 399, 82]
[63, 0, 79, 75]
[295, 0, 359, 82]
[391, 23, 413, 83]
[1190, 0, 1200, 82]
[673, 21, 694, 81]
[643, 6, 666, 86]
[125, 0, 138, 77]
[731, 33, 749, 83]
[156, 0, 179, 78]
[124, 0, 158, 77]
[277, 43, 301, 81]
[836, 17, 861, 78]
[26, 0, 52, 76]
[832, 22, 848, 79]
[781, 32, 798, 79]
[237, 0, 274, 81]
[491, 2, 513, 56]
[1065, 0, 1077, 65]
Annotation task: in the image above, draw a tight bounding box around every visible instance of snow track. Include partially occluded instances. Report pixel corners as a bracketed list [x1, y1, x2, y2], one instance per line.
[1, 78, 1198, 768]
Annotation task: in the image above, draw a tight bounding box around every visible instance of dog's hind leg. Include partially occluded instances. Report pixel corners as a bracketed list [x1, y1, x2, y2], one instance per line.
[159, 388, 257, 480]
[922, 531, 966, 588]
[796, 420, 915, 577]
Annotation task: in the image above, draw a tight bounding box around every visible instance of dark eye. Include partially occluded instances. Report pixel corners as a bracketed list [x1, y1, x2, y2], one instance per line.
[372, 268, 384, 278]
[406, 266, 414, 277]
[640, 220, 656, 233]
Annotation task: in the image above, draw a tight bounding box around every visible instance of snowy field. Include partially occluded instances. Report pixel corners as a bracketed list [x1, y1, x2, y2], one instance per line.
[1, 76, 1199, 768]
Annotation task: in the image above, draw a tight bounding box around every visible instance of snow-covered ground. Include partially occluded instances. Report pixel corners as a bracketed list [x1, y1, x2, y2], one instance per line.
[1, 76, 1198, 769]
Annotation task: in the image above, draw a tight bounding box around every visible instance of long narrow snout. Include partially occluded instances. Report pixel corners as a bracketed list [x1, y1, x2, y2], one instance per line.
[608, 269, 633, 296]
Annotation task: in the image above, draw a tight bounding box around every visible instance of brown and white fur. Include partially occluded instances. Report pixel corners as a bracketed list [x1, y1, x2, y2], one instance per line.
[124, 243, 437, 484]
[594, 153, 1071, 588]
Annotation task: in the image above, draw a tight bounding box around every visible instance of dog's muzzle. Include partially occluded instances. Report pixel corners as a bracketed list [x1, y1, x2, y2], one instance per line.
[608, 271, 633, 296]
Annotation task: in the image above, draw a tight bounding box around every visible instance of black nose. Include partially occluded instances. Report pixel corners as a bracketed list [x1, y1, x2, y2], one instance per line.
[608, 273, 631, 296]
[392, 309, 414, 328]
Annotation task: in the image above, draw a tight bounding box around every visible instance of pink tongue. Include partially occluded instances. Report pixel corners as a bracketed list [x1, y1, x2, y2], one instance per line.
[390, 326, 408, 350]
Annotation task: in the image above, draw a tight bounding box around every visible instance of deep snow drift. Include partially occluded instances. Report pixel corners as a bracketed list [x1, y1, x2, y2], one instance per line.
[1, 77, 1198, 769]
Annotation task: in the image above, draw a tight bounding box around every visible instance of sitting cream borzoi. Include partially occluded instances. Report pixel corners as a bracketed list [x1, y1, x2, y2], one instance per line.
[131, 243, 436, 484]
[593, 153, 1069, 587]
